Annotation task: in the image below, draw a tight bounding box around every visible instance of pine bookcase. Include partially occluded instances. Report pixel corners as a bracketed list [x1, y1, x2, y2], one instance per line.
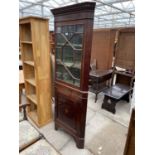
[19, 16, 52, 127]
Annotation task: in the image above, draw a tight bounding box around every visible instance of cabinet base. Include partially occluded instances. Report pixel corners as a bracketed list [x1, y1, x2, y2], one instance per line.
[55, 122, 85, 149]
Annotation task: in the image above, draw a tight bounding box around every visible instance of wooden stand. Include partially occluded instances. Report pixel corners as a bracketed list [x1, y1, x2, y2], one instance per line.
[51, 2, 95, 148]
[20, 16, 52, 127]
[102, 83, 132, 114]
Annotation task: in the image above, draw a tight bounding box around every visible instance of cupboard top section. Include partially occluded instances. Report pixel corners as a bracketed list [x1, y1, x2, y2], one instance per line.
[51, 2, 95, 21]
[19, 16, 49, 24]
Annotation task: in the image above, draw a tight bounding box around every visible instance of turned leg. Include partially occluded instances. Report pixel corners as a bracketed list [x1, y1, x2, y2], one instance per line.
[102, 96, 117, 114]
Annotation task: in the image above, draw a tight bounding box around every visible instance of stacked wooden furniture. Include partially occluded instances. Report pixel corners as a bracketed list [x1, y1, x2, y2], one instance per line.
[114, 28, 135, 70]
[19, 16, 52, 127]
[102, 28, 135, 114]
[51, 2, 95, 148]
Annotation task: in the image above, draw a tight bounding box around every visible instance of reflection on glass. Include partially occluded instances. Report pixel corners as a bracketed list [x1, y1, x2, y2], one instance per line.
[77, 25, 83, 33]
[56, 33, 66, 45]
[63, 45, 73, 64]
[56, 27, 61, 33]
[56, 47, 61, 60]
[70, 34, 83, 49]
[55, 24, 83, 87]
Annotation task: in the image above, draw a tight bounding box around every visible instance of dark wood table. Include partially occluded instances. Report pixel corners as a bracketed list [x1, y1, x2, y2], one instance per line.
[102, 83, 133, 114]
[89, 69, 113, 102]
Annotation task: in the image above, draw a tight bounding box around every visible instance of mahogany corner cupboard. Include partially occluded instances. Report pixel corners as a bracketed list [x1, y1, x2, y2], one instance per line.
[51, 2, 95, 148]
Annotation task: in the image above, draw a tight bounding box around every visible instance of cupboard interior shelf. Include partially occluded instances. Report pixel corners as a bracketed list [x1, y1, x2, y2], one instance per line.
[27, 94, 37, 105]
[24, 61, 34, 66]
[25, 78, 36, 86]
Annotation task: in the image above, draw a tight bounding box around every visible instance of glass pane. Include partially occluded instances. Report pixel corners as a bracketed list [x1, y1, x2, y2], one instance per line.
[56, 47, 61, 60]
[70, 33, 83, 49]
[56, 33, 66, 45]
[76, 25, 84, 33]
[56, 27, 61, 33]
[63, 45, 73, 64]
[56, 64, 63, 80]
[62, 71, 74, 85]
[55, 24, 84, 87]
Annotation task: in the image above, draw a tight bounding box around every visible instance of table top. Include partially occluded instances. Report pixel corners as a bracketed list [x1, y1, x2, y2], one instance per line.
[115, 70, 134, 78]
[103, 83, 132, 100]
[19, 70, 24, 85]
[89, 69, 113, 78]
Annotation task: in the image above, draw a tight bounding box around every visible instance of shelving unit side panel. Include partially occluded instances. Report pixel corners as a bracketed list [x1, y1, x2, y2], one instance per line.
[37, 79, 52, 124]
[31, 19, 51, 80]
[31, 19, 52, 125]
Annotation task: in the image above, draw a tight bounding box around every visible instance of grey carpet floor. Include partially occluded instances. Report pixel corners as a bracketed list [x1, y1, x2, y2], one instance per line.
[86, 120, 127, 155]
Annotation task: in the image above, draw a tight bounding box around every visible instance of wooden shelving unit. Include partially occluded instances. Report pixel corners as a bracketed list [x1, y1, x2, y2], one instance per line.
[20, 16, 52, 127]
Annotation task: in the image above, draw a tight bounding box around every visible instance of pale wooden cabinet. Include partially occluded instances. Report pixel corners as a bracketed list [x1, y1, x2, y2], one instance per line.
[20, 16, 52, 127]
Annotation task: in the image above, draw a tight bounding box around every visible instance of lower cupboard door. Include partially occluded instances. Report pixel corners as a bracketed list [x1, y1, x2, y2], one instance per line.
[57, 95, 78, 130]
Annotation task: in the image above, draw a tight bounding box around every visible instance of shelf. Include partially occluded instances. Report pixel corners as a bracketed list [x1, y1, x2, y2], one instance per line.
[21, 41, 32, 44]
[20, 23, 32, 42]
[24, 61, 34, 66]
[27, 94, 37, 105]
[56, 60, 81, 69]
[21, 43, 34, 62]
[25, 78, 36, 86]
[28, 110, 38, 125]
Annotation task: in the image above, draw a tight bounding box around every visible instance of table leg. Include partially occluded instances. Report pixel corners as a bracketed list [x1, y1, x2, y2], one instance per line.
[102, 96, 117, 114]
[122, 93, 130, 102]
[95, 93, 98, 103]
